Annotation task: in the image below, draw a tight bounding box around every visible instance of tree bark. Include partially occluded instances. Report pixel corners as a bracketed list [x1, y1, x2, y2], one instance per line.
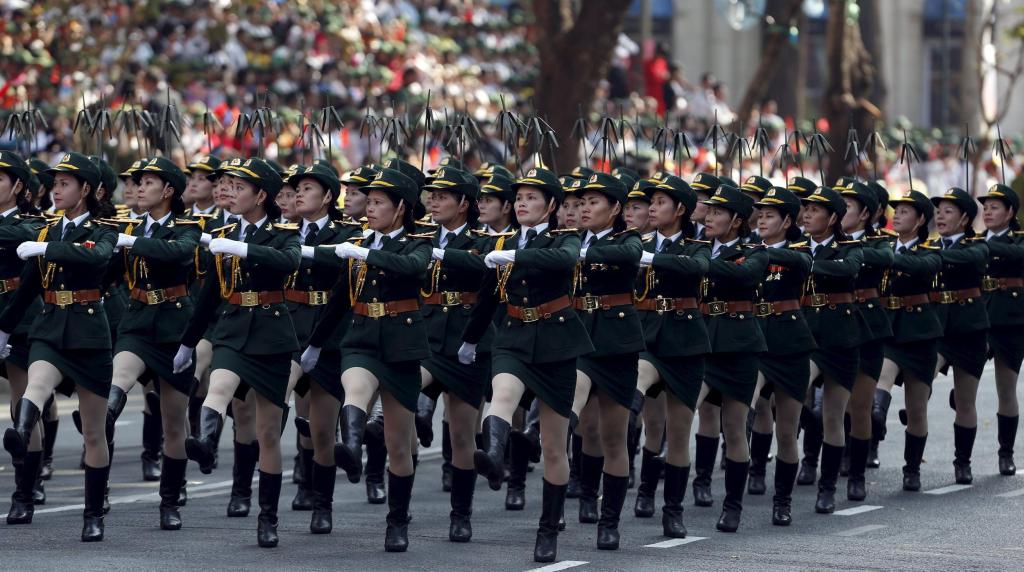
[735, 0, 805, 131]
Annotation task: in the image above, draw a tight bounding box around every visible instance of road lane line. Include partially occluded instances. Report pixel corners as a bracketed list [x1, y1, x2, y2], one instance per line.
[837, 524, 887, 537]
[833, 505, 883, 516]
[924, 484, 973, 495]
[645, 536, 707, 548]
[996, 488, 1024, 498]
[525, 562, 588, 572]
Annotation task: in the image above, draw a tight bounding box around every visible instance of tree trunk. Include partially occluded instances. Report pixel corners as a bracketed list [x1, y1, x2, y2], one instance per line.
[736, 0, 805, 131]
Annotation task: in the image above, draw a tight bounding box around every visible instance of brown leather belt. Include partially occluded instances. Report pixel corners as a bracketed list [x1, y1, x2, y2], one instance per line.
[44, 289, 101, 307]
[754, 299, 802, 317]
[885, 293, 931, 310]
[700, 300, 754, 316]
[801, 292, 854, 307]
[422, 291, 478, 306]
[854, 288, 880, 301]
[353, 298, 420, 318]
[224, 290, 285, 307]
[983, 277, 1024, 292]
[636, 296, 699, 313]
[285, 289, 331, 305]
[930, 287, 982, 304]
[573, 293, 634, 311]
[130, 285, 189, 305]
[507, 295, 571, 323]
[0, 277, 19, 294]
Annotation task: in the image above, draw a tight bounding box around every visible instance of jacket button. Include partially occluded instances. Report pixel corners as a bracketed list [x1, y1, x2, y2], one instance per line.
[60, 284, 65, 289]
[618, 312, 625, 318]
[845, 309, 851, 315]
[58, 267, 63, 272]
[442, 307, 449, 313]
[274, 310, 280, 316]
[442, 274, 447, 280]
[791, 314, 797, 320]
[867, 303, 874, 309]
[1014, 292, 1019, 298]
[738, 314, 745, 320]
[558, 316, 565, 323]
[406, 318, 413, 325]
[306, 268, 312, 274]
[687, 314, 693, 320]
[916, 307, 922, 313]
[522, 298, 528, 304]
[175, 302, 182, 308]
[521, 280, 527, 286]
[372, 298, 378, 303]
[582, 277, 588, 283]
[87, 308, 94, 315]
[146, 284, 152, 289]
[506, 321, 511, 327]
[371, 280, 377, 286]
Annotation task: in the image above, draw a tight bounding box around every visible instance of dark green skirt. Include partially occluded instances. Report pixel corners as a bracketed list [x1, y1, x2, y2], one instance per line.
[211, 346, 290, 408]
[705, 351, 759, 406]
[6, 333, 30, 371]
[884, 339, 938, 387]
[492, 351, 575, 419]
[989, 325, 1024, 373]
[640, 352, 703, 410]
[308, 350, 344, 402]
[421, 353, 488, 409]
[759, 350, 810, 402]
[28, 341, 113, 399]
[811, 346, 860, 391]
[342, 353, 421, 413]
[939, 332, 988, 379]
[578, 353, 638, 410]
[859, 339, 885, 381]
[115, 335, 195, 396]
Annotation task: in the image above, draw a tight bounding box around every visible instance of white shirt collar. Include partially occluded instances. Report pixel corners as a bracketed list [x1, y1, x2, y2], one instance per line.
[896, 237, 919, 251]
[712, 237, 740, 257]
[518, 222, 549, 248]
[127, 210, 144, 220]
[239, 215, 268, 237]
[850, 229, 866, 240]
[145, 211, 173, 234]
[0, 207, 18, 219]
[656, 230, 683, 250]
[810, 234, 834, 251]
[191, 203, 216, 215]
[62, 211, 90, 229]
[767, 240, 787, 249]
[584, 227, 613, 245]
[373, 227, 404, 248]
[941, 232, 965, 245]
[441, 222, 468, 240]
[987, 228, 1010, 240]
[302, 215, 330, 237]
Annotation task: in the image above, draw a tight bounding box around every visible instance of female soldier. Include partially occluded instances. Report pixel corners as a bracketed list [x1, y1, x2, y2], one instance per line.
[28, 159, 53, 213]
[0, 151, 47, 525]
[174, 157, 300, 548]
[749, 187, 815, 525]
[979, 184, 1022, 476]
[929, 188, 989, 484]
[460, 167, 593, 562]
[301, 167, 431, 552]
[698, 184, 767, 532]
[631, 174, 709, 538]
[875, 190, 942, 492]
[558, 176, 583, 229]
[100, 157, 199, 529]
[340, 165, 379, 222]
[799, 187, 866, 513]
[1, 152, 117, 541]
[839, 181, 893, 501]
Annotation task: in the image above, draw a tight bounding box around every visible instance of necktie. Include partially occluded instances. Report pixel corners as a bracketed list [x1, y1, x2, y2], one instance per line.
[62, 221, 76, 240]
[942, 238, 952, 250]
[586, 234, 597, 248]
[658, 238, 673, 253]
[896, 244, 906, 254]
[525, 229, 537, 247]
[711, 245, 721, 259]
[243, 224, 257, 243]
[304, 224, 319, 246]
[442, 231, 454, 249]
[378, 234, 391, 249]
[812, 244, 819, 257]
[146, 219, 160, 238]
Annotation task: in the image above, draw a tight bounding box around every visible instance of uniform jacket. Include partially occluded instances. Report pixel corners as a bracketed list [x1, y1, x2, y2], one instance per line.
[802, 236, 868, 349]
[758, 242, 816, 355]
[984, 231, 1024, 327]
[421, 225, 494, 356]
[576, 228, 644, 357]
[885, 240, 943, 343]
[635, 234, 710, 357]
[703, 242, 768, 353]
[931, 237, 990, 334]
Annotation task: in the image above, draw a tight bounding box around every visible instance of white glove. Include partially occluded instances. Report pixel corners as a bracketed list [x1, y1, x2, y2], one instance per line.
[172, 344, 193, 374]
[579, 247, 588, 261]
[457, 342, 477, 365]
[200, 232, 213, 246]
[431, 247, 446, 261]
[335, 242, 369, 260]
[209, 237, 248, 258]
[300, 346, 321, 373]
[117, 233, 137, 248]
[640, 251, 655, 266]
[484, 249, 516, 269]
[0, 329, 10, 359]
[16, 242, 48, 260]
[301, 245, 316, 259]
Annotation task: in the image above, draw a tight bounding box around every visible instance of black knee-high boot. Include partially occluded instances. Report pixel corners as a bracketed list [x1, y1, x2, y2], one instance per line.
[4, 398, 41, 460]
[869, 389, 891, 468]
[141, 401, 163, 482]
[716, 458, 749, 532]
[310, 461, 336, 534]
[635, 447, 664, 517]
[7, 451, 42, 524]
[846, 437, 870, 501]
[82, 464, 110, 542]
[227, 441, 259, 517]
[257, 471, 282, 548]
[449, 466, 476, 542]
[692, 434, 718, 507]
[506, 431, 530, 510]
[662, 463, 689, 537]
[292, 447, 314, 510]
[474, 416, 511, 491]
[596, 472, 628, 549]
[415, 393, 436, 447]
[998, 414, 1018, 476]
[364, 404, 387, 503]
[902, 432, 927, 492]
[815, 443, 843, 514]
[41, 417, 58, 480]
[772, 460, 798, 526]
[953, 424, 976, 484]
[567, 433, 583, 498]
[798, 394, 823, 485]
[334, 405, 368, 483]
[747, 431, 772, 495]
[385, 471, 415, 552]
[577, 453, 603, 523]
[184, 406, 223, 475]
[440, 420, 453, 492]
[534, 479, 567, 563]
[159, 456, 187, 530]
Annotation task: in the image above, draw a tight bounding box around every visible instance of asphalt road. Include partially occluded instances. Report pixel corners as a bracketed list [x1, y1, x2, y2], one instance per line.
[1, 363, 1022, 571]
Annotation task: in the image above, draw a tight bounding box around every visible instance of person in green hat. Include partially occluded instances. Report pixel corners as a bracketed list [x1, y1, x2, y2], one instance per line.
[928, 187, 990, 486]
[282, 162, 363, 532]
[740, 175, 772, 242]
[798, 186, 867, 514]
[341, 164, 381, 225]
[623, 177, 658, 234]
[302, 166, 431, 553]
[184, 155, 222, 217]
[557, 175, 583, 229]
[0, 151, 118, 542]
[274, 164, 301, 225]
[460, 166, 594, 563]
[630, 173, 709, 539]
[563, 172, 643, 550]
[477, 173, 516, 234]
[473, 162, 515, 183]
[874, 190, 942, 493]
[174, 156, 301, 548]
[697, 184, 768, 532]
[838, 180, 894, 499]
[416, 166, 492, 542]
[689, 172, 721, 240]
[28, 158, 53, 213]
[118, 159, 149, 220]
[979, 183, 1022, 476]
[747, 186, 815, 525]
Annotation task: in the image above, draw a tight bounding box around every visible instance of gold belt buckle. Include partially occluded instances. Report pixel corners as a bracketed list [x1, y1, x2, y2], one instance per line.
[581, 295, 600, 311]
[146, 289, 166, 305]
[655, 297, 674, 312]
[53, 290, 74, 307]
[886, 296, 902, 310]
[755, 302, 772, 317]
[239, 291, 260, 307]
[441, 291, 462, 306]
[366, 302, 386, 318]
[308, 291, 329, 305]
[938, 290, 954, 304]
[810, 293, 827, 307]
[520, 306, 540, 323]
[707, 301, 726, 316]
[982, 277, 998, 292]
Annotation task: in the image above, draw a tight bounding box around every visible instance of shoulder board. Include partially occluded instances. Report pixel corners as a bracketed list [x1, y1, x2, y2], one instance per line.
[548, 228, 580, 235]
[685, 238, 711, 245]
[346, 236, 367, 243]
[191, 213, 217, 219]
[879, 228, 898, 237]
[865, 234, 890, 241]
[16, 214, 47, 220]
[915, 243, 940, 251]
[45, 219, 61, 227]
[837, 240, 861, 246]
[613, 227, 641, 238]
[406, 232, 435, 240]
[1012, 231, 1024, 237]
[95, 220, 123, 228]
[99, 217, 138, 225]
[173, 218, 202, 225]
[209, 222, 237, 235]
[642, 232, 656, 242]
[471, 229, 516, 237]
[788, 241, 809, 248]
[416, 221, 439, 229]
[273, 223, 300, 231]
[964, 236, 986, 243]
[334, 219, 363, 227]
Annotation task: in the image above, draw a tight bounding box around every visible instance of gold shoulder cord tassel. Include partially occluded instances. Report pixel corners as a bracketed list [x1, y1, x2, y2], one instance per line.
[36, 225, 55, 288]
[635, 267, 654, 302]
[420, 260, 442, 299]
